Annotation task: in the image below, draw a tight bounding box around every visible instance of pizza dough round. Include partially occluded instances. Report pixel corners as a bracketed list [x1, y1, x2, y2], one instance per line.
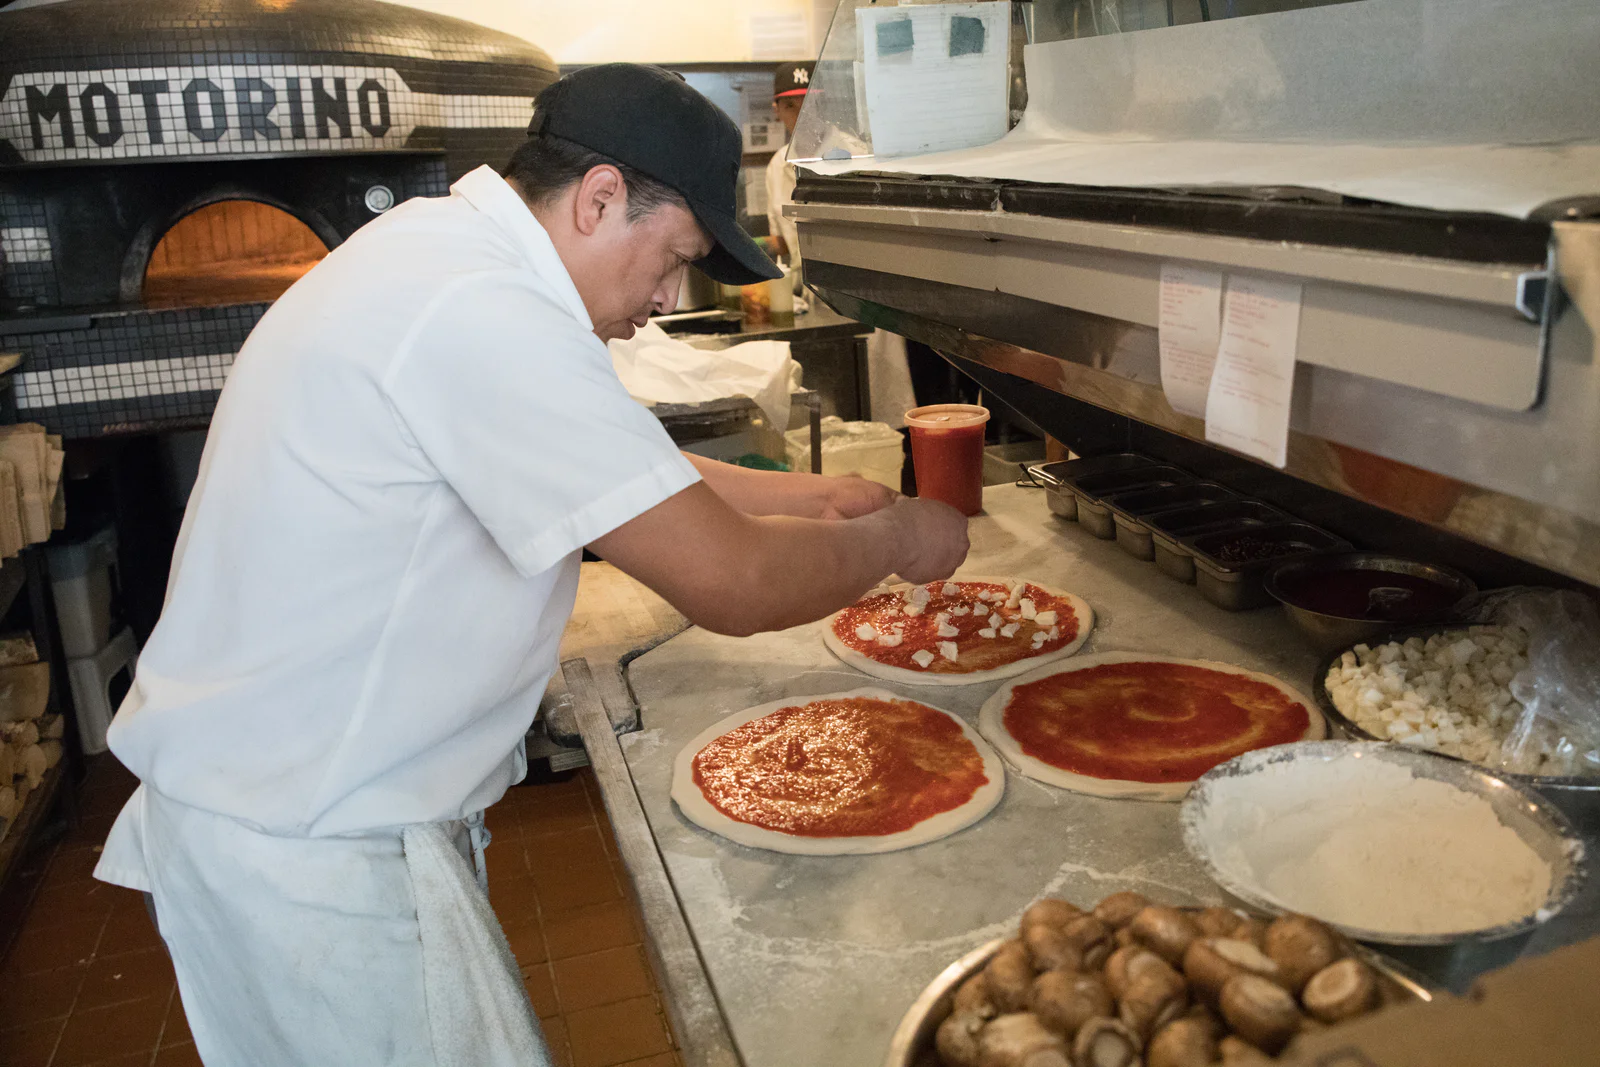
[979, 652, 1326, 802]
[671, 687, 1005, 855]
[822, 575, 1094, 687]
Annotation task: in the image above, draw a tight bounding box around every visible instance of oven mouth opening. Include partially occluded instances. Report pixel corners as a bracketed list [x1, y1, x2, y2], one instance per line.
[142, 198, 329, 309]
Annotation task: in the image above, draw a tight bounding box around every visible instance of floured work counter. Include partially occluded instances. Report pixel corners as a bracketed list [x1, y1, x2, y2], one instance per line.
[559, 483, 1600, 1067]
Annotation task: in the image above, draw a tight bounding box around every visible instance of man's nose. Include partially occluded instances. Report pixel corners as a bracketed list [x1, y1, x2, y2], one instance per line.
[652, 270, 685, 314]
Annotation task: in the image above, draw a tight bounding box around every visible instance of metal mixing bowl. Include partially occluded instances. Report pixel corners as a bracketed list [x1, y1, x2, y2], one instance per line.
[1313, 626, 1600, 835]
[1180, 742, 1588, 947]
[882, 913, 1436, 1067]
[1264, 553, 1477, 654]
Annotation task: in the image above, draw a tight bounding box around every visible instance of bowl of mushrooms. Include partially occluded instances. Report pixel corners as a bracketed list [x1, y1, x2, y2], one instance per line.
[885, 892, 1433, 1067]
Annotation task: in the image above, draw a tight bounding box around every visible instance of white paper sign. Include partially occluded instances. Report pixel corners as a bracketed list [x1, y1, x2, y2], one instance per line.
[1204, 275, 1304, 468]
[857, 2, 1010, 159]
[1157, 264, 1224, 418]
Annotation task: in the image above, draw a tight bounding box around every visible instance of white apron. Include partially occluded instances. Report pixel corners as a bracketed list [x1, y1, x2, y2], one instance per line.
[95, 786, 550, 1067]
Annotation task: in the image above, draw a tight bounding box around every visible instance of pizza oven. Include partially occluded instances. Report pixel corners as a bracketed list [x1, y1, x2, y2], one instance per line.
[0, 0, 558, 437]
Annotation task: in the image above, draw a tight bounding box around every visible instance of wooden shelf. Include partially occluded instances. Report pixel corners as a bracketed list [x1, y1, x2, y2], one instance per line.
[0, 755, 67, 887]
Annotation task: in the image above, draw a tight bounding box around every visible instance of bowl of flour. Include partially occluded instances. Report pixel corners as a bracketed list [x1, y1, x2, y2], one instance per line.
[1181, 742, 1587, 944]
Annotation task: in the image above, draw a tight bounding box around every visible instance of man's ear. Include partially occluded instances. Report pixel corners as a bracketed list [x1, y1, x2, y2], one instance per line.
[573, 164, 626, 237]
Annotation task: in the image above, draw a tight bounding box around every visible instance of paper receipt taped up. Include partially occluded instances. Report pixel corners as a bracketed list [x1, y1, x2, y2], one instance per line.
[1204, 276, 1304, 469]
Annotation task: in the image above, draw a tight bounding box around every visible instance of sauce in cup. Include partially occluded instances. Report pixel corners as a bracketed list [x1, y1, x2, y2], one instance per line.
[905, 404, 989, 516]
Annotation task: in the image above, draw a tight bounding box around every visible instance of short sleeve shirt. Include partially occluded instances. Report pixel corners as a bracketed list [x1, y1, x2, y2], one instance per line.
[107, 166, 700, 836]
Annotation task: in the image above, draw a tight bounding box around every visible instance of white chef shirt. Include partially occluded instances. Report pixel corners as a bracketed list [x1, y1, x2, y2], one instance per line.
[107, 165, 700, 837]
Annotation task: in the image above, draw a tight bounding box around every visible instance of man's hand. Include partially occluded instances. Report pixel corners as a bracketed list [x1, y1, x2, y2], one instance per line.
[818, 475, 898, 520]
[882, 497, 969, 584]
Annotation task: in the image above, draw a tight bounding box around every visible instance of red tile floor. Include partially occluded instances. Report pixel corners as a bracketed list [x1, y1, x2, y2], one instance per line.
[0, 756, 683, 1067]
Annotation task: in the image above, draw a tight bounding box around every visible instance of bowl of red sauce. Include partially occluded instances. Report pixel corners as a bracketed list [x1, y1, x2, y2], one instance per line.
[1264, 552, 1477, 654]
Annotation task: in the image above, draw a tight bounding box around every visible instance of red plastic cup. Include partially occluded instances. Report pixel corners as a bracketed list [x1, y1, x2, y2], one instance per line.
[905, 404, 989, 516]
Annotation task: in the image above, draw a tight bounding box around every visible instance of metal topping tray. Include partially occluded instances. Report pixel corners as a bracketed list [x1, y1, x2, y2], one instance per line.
[1189, 522, 1352, 611]
[1106, 482, 1238, 561]
[1069, 465, 1196, 539]
[1025, 453, 1160, 521]
[1147, 500, 1292, 584]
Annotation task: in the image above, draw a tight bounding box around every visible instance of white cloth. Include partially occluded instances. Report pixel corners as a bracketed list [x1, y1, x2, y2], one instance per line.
[405, 819, 546, 1067]
[103, 165, 700, 837]
[609, 321, 799, 428]
[96, 785, 549, 1067]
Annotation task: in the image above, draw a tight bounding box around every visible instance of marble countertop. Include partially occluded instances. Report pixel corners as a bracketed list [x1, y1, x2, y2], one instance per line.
[617, 482, 1328, 1066]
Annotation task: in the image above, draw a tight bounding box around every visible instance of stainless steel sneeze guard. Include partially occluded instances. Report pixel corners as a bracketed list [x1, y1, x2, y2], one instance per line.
[788, 200, 1553, 412]
[789, 236, 1600, 589]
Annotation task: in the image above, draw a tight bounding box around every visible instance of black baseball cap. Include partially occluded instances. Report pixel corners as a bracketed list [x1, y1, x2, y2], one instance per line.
[774, 61, 815, 100]
[528, 64, 781, 286]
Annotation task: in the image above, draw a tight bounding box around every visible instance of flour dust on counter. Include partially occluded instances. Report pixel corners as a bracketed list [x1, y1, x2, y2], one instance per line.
[980, 653, 1325, 801]
[824, 575, 1094, 686]
[670, 687, 1004, 855]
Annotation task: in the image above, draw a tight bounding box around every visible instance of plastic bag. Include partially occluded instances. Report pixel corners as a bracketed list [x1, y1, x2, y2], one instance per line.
[1472, 589, 1600, 777]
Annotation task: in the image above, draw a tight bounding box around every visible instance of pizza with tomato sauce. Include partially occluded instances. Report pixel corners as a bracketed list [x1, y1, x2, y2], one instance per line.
[823, 576, 1093, 686]
[978, 653, 1324, 801]
[671, 687, 1005, 854]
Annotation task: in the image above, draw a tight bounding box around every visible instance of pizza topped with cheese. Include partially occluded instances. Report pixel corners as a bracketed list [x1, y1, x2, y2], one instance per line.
[978, 652, 1325, 801]
[823, 576, 1093, 685]
[670, 688, 1005, 855]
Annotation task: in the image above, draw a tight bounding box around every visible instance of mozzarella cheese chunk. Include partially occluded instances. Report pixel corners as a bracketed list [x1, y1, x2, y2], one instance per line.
[1000, 622, 1021, 639]
[908, 585, 932, 606]
[903, 603, 926, 617]
[1006, 584, 1025, 608]
[978, 627, 997, 639]
[911, 649, 936, 668]
[941, 582, 961, 596]
[938, 641, 959, 662]
[1019, 598, 1037, 620]
[1031, 631, 1048, 648]
[987, 613, 1003, 629]
[876, 633, 904, 647]
[937, 620, 960, 639]
[951, 605, 971, 616]
[1047, 626, 1059, 640]
[1034, 610, 1058, 628]
[854, 623, 877, 641]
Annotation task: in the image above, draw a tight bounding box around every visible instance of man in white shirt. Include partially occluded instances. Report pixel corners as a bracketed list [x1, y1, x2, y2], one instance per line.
[93, 64, 967, 1066]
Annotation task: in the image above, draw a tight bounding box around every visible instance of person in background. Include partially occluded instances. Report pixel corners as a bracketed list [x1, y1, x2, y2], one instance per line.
[764, 60, 919, 432]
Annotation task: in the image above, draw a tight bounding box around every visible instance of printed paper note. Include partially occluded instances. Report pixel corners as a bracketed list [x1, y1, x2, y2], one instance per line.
[1204, 275, 1304, 468]
[1157, 263, 1224, 418]
[857, 2, 1010, 158]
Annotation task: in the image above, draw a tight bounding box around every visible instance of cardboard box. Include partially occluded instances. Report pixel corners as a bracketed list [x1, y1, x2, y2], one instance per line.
[1281, 937, 1600, 1067]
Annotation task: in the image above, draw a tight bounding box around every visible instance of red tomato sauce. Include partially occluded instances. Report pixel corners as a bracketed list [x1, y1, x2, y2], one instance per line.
[1003, 662, 1309, 783]
[833, 581, 1080, 674]
[910, 423, 986, 515]
[691, 696, 989, 837]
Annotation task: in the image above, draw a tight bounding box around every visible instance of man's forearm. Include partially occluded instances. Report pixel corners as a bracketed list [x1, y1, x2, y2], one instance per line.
[683, 453, 834, 518]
